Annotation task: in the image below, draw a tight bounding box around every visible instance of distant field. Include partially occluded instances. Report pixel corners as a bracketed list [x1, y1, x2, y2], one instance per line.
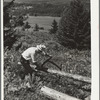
[25, 16, 61, 31]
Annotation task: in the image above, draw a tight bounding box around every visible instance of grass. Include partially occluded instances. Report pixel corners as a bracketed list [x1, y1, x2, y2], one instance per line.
[4, 30, 91, 100]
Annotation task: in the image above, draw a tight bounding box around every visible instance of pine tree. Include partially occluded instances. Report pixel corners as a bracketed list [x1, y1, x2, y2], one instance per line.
[57, 0, 90, 50]
[34, 24, 39, 31]
[4, 0, 15, 26]
[50, 19, 58, 34]
[4, 0, 18, 49]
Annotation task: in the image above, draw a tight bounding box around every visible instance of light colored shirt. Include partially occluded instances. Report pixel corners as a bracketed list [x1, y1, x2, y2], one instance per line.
[22, 47, 37, 63]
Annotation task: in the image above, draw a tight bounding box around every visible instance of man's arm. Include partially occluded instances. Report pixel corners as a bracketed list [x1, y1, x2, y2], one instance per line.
[31, 53, 36, 64]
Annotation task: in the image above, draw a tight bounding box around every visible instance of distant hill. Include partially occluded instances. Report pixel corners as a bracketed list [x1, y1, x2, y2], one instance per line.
[4, 0, 90, 5]
[4, 0, 90, 17]
[4, 0, 70, 4]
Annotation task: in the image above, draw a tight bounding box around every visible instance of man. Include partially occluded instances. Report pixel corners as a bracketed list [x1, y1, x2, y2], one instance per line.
[19, 44, 50, 88]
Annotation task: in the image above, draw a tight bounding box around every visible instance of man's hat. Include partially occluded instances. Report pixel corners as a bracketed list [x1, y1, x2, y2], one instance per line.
[36, 44, 46, 51]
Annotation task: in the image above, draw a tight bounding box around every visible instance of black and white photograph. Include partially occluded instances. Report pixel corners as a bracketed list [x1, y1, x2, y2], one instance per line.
[2, 0, 99, 100]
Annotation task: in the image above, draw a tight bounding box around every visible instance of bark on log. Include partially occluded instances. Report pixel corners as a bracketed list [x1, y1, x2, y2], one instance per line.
[47, 69, 91, 84]
[41, 86, 81, 100]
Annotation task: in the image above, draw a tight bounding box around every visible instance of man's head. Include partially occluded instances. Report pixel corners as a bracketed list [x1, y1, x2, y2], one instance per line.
[36, 44, 46, 51]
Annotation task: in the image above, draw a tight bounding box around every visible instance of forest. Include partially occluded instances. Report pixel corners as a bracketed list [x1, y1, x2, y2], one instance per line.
[4, 0, 90, 17]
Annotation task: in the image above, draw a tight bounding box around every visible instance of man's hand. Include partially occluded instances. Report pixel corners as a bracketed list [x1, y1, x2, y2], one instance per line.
[45, 54, 50, 57]
[33, 61, 37, 65]
[44, 53, 52, 57]
[48, 54, 52, 57]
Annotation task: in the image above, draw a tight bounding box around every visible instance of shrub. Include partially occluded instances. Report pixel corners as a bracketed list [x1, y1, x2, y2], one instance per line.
[24, 21, 31, 30]
[16, 15, 24, 26]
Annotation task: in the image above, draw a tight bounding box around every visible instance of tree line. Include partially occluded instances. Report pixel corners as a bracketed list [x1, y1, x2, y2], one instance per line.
[57, 0, 90, 50]
[50, 0, 90, 50]
[11, 1, 89, 17]
[12, 3, 66, 17]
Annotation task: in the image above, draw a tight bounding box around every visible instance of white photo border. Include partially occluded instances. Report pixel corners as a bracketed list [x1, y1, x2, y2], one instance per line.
[1, 0, 99, 100]
[91, 0, 99, 99]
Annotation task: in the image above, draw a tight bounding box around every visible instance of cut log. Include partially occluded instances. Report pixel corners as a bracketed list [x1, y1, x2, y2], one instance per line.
[41, 86, 81, 100]
[47, 69, 91, 84]
[29, 64, 91, 83]
[84, 95, 91, 100]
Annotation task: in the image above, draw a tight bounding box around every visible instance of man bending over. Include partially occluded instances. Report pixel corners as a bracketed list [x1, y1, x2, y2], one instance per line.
[19, 44, 50, 88]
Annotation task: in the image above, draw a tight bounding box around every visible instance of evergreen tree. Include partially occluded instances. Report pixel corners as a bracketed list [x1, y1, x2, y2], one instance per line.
[57, 0, 90, 50]
[4, 0, 18, 49]
[4, 0, 15, 26]
[50, 19, 58, 34]
[34, 24, 39, 31]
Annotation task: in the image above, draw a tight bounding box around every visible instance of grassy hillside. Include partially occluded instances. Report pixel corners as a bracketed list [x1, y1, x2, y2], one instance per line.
[4, 29, 91, 100]
[4, 0, 91, 99]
